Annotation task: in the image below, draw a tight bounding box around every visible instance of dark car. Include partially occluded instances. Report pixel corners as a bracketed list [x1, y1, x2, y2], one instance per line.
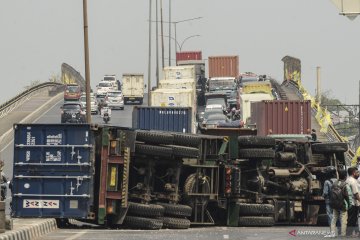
[61, 102, 86, 123]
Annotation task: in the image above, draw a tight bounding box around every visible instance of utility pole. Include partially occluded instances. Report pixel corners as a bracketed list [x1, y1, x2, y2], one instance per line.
[155, 0, 159, 86]
[168, 0, 171, 66]
[83, 0, 91, 123]
[316, 66, 321, 104]
[160, 0, 165, 70]
[147, 0, 152, 106]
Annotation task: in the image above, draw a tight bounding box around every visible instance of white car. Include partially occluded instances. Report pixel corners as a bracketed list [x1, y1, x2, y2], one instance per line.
[80, 95, 98, 114]
[96, 81, 114, 97]
[105, 91, 124, 110]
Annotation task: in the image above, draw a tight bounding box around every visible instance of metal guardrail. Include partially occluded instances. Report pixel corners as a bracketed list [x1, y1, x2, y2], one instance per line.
[0, 82, 63, 119]
[281, 80, 355, 162]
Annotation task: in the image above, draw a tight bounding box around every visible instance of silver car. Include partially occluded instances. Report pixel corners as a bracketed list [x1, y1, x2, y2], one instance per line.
[80, 95, 98, 114]
[105, 91, 124, 110]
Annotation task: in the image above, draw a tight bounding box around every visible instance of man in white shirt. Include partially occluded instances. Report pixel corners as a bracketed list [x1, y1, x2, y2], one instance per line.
[346, 167, 360, 237]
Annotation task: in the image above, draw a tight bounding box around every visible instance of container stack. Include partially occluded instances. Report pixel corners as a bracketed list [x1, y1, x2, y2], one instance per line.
[148, 65, 198, 133]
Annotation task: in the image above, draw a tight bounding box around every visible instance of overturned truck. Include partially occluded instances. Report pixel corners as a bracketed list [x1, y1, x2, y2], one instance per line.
[11, 124, 348, 229]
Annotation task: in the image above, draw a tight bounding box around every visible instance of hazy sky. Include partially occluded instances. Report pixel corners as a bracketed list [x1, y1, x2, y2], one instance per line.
[1, 1, 359, 104]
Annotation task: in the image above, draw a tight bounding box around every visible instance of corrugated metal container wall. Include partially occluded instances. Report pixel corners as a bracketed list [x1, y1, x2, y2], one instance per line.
[250, 100, 311, 136]
[208, 56, 239, 78]
[132, 107, 192, 133]
[159, 79, 196, 90]
[176, 51, 202, 62]
[163, 65, 196, 80]
[12, 124, 94, 218]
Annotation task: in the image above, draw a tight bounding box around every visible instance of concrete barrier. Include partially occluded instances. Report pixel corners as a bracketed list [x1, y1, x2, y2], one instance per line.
[0, 218, 57, 240]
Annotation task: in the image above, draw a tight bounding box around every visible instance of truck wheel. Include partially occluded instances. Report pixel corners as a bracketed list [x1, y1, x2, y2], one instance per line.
[127, 202, 165, 218]
[183, 173, 210, 208]
[139, 99, 143, 105]
[135, 144, 173, 158]
[238, 216, 275, 227]
[136, 130, 174, 145]
[238, 148, 275, 159]
[238, 136, 275, 148]
[170, 145, 199, 158]
[160, 217, 191, 229]
[312, 142, 348, 153]
[156, 203, 192, 217]
[238, 203, 275, 216]
[123, 216, 163, 230]
[173, 134, 202, 147]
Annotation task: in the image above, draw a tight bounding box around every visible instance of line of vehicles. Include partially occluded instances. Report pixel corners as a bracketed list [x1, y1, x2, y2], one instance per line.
[61, 74, 145, 124]
[10, 54, 348, 230]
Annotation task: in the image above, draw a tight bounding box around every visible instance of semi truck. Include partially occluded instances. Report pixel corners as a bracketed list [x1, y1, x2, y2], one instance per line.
[12, 122, 348, 228]
[122, 74, 144, 104]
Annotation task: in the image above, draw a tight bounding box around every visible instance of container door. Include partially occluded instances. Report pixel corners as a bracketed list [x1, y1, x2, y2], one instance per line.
[12, 124, 94, 219]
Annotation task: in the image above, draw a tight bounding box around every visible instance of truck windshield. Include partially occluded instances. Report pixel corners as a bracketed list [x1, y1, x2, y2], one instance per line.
[209, 80, 235, 91]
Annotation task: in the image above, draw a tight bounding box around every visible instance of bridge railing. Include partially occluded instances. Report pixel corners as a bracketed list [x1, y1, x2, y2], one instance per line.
[0, 82, 63, 119]
[283, 80, 355, 163]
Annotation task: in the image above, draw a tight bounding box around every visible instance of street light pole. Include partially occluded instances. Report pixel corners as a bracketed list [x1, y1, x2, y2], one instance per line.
[147, 0, 152, 106]
[168, 0, 171, 66]
[162, 34, 201, 64]
[82, 0, 91, 123]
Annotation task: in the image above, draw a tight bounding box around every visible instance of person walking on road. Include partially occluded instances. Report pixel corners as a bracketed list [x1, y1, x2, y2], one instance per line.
[346, 167, 360, 237]
[322, 167, 337, 226]
[325, 169, 353, 237]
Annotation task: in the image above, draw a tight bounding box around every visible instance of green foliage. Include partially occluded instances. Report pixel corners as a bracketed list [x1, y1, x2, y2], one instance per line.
[320, 90, 342, 112]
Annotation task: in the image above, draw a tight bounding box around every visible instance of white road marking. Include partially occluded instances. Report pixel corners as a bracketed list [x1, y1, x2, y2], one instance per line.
[223, 234, 229, 239]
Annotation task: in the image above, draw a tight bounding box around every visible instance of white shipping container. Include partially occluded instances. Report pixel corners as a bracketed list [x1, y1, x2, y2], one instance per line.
[151, 89, 195, 107]
[158, 79, 196, 90]
[151, 89, 197, 133]
[163, 65, 196, 80]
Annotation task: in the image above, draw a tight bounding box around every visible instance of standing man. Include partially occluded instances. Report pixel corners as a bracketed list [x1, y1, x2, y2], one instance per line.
[346, 167, 360, 237]
[322, 167, 337, 226]
[326, 169, 353, 237]
[311, 129, 317, 141]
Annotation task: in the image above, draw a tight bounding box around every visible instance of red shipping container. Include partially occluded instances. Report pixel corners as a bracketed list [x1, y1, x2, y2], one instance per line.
[250, 100, 311, 136]
[176, 51, 202, 62]
[208, 56, 239, 78]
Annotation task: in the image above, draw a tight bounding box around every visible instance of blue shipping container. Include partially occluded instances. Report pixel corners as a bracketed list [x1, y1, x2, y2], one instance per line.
[12, 124, 94, 218]
[132, 107, 192, 133]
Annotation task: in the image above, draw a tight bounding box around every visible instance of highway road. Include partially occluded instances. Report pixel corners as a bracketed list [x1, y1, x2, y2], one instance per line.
[1, 92, 336, 239]
[37, 224, 332, 240]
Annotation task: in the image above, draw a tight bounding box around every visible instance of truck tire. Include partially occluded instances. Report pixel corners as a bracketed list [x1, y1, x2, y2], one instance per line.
[139, 99, 143, 105]
[311, 142, 348, 153]
[135, 144, 173, 158]
[156, 203, 192, 217]
[238, 203, 275, 216]
[238, 136, 275, 148]
[171, 145, 199, 158]
[238, 148, 275, 159]
[238, 216, 275, 227]
[161, 217, 191, 229]
[136, 130, 174, 145]
[173, 134, 202, 147]
[123, 216, 163, 230]
[127, 202, 165, 218]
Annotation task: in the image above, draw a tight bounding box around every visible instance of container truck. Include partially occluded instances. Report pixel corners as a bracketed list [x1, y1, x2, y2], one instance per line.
[12, 123, 348, 228]
[122, 74, 144, 104]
